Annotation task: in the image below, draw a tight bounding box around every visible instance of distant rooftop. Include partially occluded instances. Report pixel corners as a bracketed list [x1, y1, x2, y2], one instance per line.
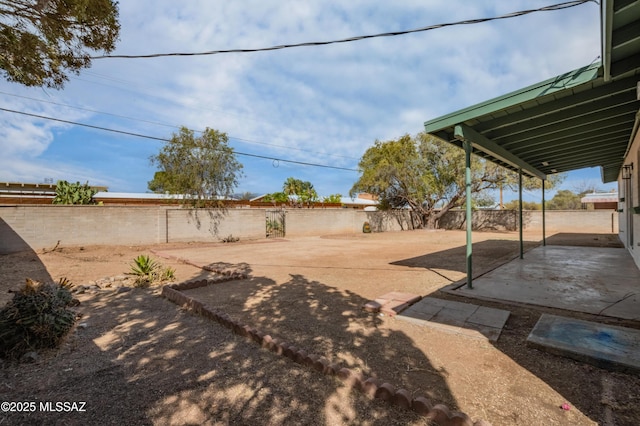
[94, 192, 237, 201]
[580, 192, 619, 203]
[1, 182, 108, 194]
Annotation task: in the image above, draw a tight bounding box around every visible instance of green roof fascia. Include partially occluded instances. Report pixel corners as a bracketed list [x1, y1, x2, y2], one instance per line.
[602, 0, 614, 81]
[423, 62, 602, 134]
[453, 124, 546, 180]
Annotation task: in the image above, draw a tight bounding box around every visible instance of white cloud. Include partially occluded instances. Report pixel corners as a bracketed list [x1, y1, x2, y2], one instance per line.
[0, 0, 602, 193]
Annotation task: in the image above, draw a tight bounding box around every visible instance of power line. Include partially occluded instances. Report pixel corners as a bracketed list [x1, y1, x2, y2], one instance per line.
[0, 90, 360, 161]
[0, 107, 359, 172]
[92, 1, 595, 60]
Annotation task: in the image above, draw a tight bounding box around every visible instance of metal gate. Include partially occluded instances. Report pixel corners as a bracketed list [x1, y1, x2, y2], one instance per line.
[266, 209, 285, 238]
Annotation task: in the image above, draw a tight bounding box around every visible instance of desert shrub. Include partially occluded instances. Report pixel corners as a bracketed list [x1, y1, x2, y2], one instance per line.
[160, 266, 175, 281]
[129, 255, 175, 287]
[220, 234, 239, 243]
[0, 278, 79, 359]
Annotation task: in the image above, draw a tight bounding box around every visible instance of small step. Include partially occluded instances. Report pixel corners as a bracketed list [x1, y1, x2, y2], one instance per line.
[527, 314, 640, 373]
[362, 292, 421, 316]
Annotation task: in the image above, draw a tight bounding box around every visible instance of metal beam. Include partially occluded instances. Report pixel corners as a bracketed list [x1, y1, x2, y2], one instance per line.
[542, 179, 546, 246]
[519, 170, 524, 259]
[454, 124, 547, 180]
[493, 105, 638, 143]
[473, 76, 639, 133]
[465, 140, 473, 289]
[424, 63, 600, 133]
[602, 0, 614, 81]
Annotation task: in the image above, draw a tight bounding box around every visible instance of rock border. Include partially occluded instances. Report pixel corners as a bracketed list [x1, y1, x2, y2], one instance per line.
[161, 277, 492, 426]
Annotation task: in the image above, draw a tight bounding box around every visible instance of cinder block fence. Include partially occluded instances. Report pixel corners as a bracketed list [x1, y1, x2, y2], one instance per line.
[0, 205, 618, 254]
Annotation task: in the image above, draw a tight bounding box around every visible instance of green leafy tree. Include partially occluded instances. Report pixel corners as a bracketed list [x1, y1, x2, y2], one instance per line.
[546, 189, 583, 210]
[322, 194, 342, 204]
[282, 177, 318, 207]
[0, 0, 120, 88]
[263, 192, 289, 203]
[52, 180, 96, 205]
[149, 127, 243, 207]
[493, 167, 565, 208]
[350, 132, 559, 228]
[147, 171, 172, 193]
[502, 200, 541, 210]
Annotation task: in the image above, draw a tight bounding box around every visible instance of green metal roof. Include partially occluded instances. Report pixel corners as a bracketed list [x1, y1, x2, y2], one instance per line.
[424, 0, 640, 183]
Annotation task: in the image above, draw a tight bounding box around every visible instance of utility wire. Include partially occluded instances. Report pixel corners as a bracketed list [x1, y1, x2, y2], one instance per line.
[92, 0, 595, 60]
[0, 90, 360, 161]
[0, 107, 359, 172]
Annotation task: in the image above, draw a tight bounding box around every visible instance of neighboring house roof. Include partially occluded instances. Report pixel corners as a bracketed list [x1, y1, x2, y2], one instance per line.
[580, 192, 619, 204]
[340, 196, 377, 206]
[424, 0, 640, 183]
[1, 182, 108, 194]
[94, 192, 237, 201]
[249, 194, 378, 206]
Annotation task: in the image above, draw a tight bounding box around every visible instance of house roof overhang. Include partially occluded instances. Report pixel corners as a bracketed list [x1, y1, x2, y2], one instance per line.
[424, 0, 640, 183]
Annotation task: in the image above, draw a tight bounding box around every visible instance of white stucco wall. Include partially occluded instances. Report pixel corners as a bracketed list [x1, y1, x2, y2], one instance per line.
[618, 123, 640, 269]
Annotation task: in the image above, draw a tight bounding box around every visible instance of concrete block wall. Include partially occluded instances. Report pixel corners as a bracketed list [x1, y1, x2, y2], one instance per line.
[0, 205, 266, 254]
[362, 210, 414, 232]
[284, 209, 412, 236]
[0, 205, 622, 254]
[0, 205, 166, 254]
[439, 210, 618, 233]
[438, 210, 517, 231]
[526, 210, 618, 233]
[285, 209, 361, 237]
[166, 209, 265, 242]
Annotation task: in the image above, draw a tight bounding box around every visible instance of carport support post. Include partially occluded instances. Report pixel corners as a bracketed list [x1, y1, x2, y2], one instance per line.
[519, 169, 524, 259]
[542, 179, 546, 246]
[464, 140, 473, 289]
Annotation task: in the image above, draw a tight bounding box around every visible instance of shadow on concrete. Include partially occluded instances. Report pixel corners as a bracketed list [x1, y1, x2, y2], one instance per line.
[390, 239, 539, 275]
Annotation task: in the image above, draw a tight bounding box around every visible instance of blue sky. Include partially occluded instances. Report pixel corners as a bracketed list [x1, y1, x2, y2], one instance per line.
[0, 1, 617, 203]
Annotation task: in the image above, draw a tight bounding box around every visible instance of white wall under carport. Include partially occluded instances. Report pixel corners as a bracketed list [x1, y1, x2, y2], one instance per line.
[618, 118, 640, 269]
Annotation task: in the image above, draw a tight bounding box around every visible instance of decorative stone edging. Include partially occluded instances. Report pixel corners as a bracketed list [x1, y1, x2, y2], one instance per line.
[150, 250, 235, 276]
[161, 277, 492, 426]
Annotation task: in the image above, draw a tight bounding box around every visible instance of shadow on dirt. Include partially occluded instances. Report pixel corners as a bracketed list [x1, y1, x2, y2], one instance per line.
[185, 266, 459, 413]
[0, 262, 435, 425]
[489, 302, 640, 426]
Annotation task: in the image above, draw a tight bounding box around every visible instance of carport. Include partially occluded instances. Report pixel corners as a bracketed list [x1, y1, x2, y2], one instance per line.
[423, 0, 640, 289]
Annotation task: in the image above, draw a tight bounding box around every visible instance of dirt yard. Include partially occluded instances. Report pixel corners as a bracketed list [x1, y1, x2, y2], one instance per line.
[1, 230, 639, 425]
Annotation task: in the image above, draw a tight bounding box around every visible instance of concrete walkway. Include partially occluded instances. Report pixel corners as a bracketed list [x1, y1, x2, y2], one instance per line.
[398, 297, 510, 342]
[453, 245, 640, 320]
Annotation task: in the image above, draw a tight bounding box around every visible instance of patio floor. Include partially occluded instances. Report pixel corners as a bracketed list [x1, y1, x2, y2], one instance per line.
[451, 245, 640, 321]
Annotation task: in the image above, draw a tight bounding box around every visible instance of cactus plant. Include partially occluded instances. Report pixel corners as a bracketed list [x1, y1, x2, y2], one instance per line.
[52, 180, 97, 205]
[0, 278, 79, 359]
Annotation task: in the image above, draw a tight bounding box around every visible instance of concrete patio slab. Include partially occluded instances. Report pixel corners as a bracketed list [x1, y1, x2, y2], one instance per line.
[454, 245, 640, 320]
[527, 314, 640, 373]
[398, 297, 510, 342]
